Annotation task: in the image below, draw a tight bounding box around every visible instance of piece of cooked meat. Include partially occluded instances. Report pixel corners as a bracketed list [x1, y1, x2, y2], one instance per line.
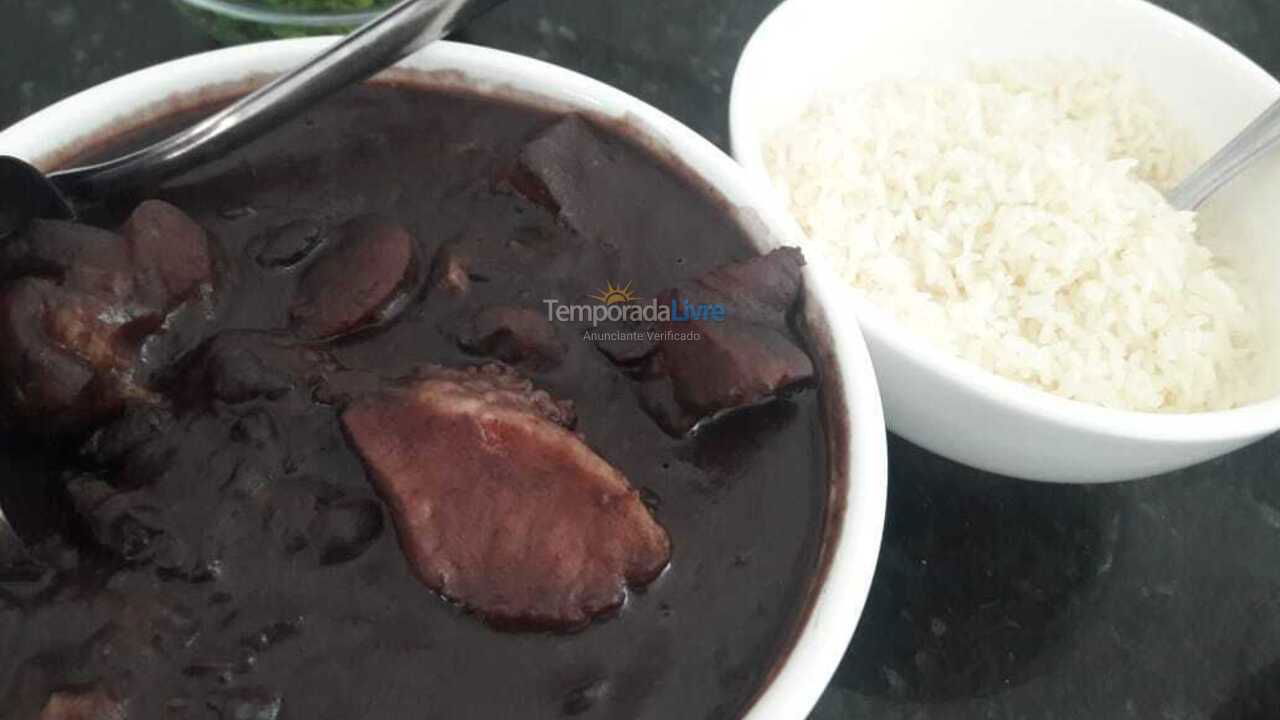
[0, 279, 104, 420]
[37, 688, 126, 720]
[0, 278, 156, 432]
[456, 306, 565, 370]
[341, 365, 669, 631]
[0, 203, 213, 433]
[80, 405, 176, 491]
[290, 215, 415, 339]
[0, 219, 132, 293]
[510, 116, 619, 237]
[672, 246, 808, 327]
[175, 332, 315, 407]
[66, 476, 167, 565]
[1, 201, 211, 308]
[640, 247, 814, 435]
[655, 313, 813, 425]
[120, 200, 213, 306]
[428, 245, 472, 297]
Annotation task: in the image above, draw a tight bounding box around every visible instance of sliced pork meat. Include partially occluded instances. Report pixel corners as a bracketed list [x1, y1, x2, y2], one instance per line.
[456, 306, 565, 370]
[341, 365, 669, 631]
[289, 215, 415, 340]
[640, 247, 814, 435]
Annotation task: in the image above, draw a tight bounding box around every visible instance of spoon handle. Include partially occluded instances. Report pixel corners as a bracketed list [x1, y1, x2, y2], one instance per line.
[1167, 97, 1280, 211]
[48, 0, 505, 203]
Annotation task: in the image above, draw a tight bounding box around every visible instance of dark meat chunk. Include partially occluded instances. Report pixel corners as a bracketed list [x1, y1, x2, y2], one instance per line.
[656, 316, 812, 426]
[641, 248, 814, 435]
[174, 331, 399, 415]
[289, 215, 415, 339]
[120, 200, 213, 306]
[0, 280, 97, 422]
[66, 476, 164, 564]
[456, 306, 564, 370]
[79, 406, 177, 492]
[0, 278, 155, 431]
[670, 246, 807, 326]
[173, 331, 390, 411]
[83, 406, 173, 467]
[341, 365, 668, 630]
[40, 283, 160, 371]
[0, 202, 213, 311]
[0, 220, 132, 293]
[428, 245, 472, 297]
[177, 333, 304, 406]
[511, 116, 617, 236]
[37, 688, 126, 720]
[0, 204, 213, 432]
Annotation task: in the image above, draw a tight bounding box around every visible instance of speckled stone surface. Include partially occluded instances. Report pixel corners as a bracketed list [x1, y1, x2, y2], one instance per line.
[2, 1, 1280, 718]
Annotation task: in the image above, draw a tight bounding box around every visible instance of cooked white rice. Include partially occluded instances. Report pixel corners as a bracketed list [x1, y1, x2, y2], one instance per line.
[765, 60, 1270, 412]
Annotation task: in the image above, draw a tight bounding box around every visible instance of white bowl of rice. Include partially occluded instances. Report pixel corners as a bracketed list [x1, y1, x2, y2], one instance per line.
[730, 0, 1280, 482]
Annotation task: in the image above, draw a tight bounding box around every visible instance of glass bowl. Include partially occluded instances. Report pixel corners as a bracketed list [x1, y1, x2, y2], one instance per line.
[174, 0, 396, 43]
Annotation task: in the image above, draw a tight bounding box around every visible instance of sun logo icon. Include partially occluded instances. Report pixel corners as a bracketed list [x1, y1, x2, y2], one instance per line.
[591, 281, 638, 305]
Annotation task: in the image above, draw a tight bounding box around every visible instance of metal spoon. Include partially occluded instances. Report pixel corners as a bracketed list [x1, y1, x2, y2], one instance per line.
[1167, 98, 1280, 210]
[0, 0, 507, 240]
[0, 506, 24, 568]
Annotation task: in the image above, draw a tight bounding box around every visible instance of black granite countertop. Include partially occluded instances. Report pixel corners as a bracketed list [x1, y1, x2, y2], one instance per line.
[3, 1, 1280, 718]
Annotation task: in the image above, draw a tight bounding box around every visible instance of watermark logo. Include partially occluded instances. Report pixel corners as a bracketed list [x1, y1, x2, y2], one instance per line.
[590, 281, 639, 306]
[545, 281, 726, 343]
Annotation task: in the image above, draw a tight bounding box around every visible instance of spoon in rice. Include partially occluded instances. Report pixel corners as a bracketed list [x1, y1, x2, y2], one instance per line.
[0, 0, 508, 240]
[1167, 98, 1280, 210]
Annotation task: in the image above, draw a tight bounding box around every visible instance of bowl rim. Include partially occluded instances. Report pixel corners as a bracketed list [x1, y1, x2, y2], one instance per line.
[176, 0, 385, 26]
[729, 0, 1280, 445]
[0, 38, 889, 720]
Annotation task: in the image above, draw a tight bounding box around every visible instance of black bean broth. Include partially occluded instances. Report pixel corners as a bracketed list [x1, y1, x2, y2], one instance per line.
[0, 81, 830, 720]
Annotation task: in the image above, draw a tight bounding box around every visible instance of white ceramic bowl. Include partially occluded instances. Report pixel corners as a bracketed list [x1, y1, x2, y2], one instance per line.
[0, 39, 888, 720]
[731, 0, 1280, 483]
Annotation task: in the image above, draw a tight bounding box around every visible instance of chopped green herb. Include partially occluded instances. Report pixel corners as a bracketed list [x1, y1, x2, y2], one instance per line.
[243, 0, 388, 10]
[176, 0, 396, 44]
